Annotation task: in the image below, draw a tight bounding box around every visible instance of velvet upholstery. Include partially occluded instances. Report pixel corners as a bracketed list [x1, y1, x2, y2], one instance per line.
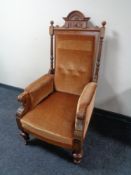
[21, 92, 79, 147]
[54, 34, 95, 95]
[25, 74, 54, 108]
[76, 82, 97, 118]
[74, 82, 96, 140]
[83, 90, 96, 138]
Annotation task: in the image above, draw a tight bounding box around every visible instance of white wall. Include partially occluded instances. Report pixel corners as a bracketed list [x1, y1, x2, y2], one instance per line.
[0, 0, 131, 116]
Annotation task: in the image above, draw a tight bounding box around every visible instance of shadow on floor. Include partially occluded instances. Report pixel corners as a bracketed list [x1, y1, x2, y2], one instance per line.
[29, 138, 72, 163]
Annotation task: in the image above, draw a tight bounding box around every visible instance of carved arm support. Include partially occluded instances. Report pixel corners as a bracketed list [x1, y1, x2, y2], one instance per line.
[73, 82, 97, 152]
[16, 74, 54, 119]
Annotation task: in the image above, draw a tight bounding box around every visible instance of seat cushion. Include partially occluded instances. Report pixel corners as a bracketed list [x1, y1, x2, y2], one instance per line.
[21, 92, 79, 147]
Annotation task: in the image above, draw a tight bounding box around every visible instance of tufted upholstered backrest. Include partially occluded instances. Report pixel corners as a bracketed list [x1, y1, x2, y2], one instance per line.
[54, 30, 100, 95]
[49, 11, 105, 95]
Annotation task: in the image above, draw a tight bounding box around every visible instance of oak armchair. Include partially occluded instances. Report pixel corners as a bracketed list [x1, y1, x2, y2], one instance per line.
[16, 11, 106, 163]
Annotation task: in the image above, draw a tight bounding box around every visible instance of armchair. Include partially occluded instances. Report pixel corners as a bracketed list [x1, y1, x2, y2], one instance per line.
[16, 10, 106, 163]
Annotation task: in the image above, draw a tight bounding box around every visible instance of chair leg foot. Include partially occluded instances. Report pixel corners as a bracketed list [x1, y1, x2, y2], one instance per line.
[72, 151, 83, 164]
[20, 132, 30, 145]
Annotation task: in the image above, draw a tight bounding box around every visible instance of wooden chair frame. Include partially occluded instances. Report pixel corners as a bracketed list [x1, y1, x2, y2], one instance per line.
[16, 10, 106, 163]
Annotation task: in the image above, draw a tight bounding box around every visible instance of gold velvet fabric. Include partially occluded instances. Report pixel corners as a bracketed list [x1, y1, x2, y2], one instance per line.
[54, 34, 95, 95]
[83, 90, 96, 138]
[25, 74, 54, 108]
[21, 92, 79, 146]
[76, 82, 97, 118]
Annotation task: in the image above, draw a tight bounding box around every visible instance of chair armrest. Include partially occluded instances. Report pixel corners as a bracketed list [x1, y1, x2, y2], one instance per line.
[76, 82, 97, 120]
[73, 82, 97, 148]
[18, 74, 54, 110]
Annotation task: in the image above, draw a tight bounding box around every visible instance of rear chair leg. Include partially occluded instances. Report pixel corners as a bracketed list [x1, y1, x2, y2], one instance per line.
[20, 131, 30, 145]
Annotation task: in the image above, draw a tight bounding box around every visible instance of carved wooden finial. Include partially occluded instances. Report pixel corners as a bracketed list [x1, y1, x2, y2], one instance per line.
[50, 20, 54, 26]
[49, 21, 54, 35]
[102, 21, 106, 27]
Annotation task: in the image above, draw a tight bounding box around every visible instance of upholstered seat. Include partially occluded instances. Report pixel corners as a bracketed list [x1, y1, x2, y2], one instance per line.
[16, 10, 106, 163]
[21, 92, 79, 147]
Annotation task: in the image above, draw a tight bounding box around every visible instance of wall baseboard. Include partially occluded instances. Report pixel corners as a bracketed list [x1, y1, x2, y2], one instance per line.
[94, 108, 131, 124]
[92, 108, 131, 145]
[0, 83, 23, 92]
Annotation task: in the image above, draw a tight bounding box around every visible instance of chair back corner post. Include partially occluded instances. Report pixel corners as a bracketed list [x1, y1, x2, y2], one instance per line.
[49, 21, 54, 74]
[93, 21, 106, 83]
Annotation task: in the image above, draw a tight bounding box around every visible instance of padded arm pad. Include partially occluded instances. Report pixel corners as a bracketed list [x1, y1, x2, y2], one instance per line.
[76, 82, 97, 119]
[18, 74, 54, 108]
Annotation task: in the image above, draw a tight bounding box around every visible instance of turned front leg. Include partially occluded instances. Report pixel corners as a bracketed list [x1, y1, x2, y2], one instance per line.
[72, 139, 83, 164]
[20, 131, 30, 145]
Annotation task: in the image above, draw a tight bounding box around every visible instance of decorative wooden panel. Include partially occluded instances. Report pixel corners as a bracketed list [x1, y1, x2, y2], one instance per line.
[63, 10, 90, 28]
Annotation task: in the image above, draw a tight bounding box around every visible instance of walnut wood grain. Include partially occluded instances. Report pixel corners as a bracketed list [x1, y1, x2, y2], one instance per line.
[63, 10, 90, 28]
[16, 91, 31, 129]
[49, 21, 54, 74]
[16, 91, 31, 144]
[93, 21, 106, 82]
[72, 117, 83, 163]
